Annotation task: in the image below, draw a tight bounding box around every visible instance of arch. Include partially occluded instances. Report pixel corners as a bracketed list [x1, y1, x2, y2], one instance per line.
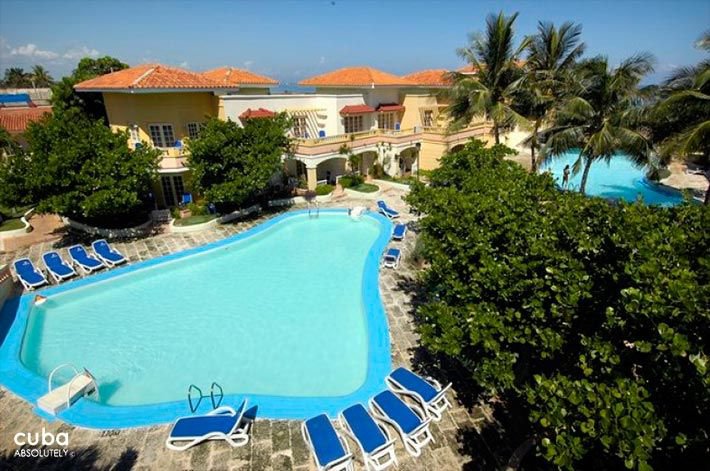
[450, 144, 465, 153]
[316, 157, 347, 185]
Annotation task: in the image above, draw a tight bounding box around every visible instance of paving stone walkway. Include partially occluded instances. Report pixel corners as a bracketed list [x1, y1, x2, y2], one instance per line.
[0, 187, 488, 470]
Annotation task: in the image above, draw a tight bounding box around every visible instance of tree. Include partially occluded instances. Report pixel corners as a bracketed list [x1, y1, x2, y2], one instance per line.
[446, 12, 530, 144]
[30, 65, 53, 88]
[1, 67, 32, 88]
[187, 116, 293, 211]
[519, 21, 585, 171]
[51, 56, 129, 121]
[542, 54, 655, 194]
[0, 108, 160, 224]
[406, 140, 709, 469]
[652, 31, 710, 203]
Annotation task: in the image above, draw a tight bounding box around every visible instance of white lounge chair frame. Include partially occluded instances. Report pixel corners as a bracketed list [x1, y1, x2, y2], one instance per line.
[338, 411, 397, 471]
[13, 258, 48, 291]
[301, 419, 354, 471]
[382, 251, 400, 269]
[369, 396, 434, 457]
[386, 373, 452, 421]
[92, 239, 127, 267]
[68, 245, 104, 274]
[165, 404, 252, 451]
[42, 252, 77, 284]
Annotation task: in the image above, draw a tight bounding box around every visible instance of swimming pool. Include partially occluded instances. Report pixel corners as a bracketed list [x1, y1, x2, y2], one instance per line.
[0, 209, 393, 428]
[540, 152, 687, 206]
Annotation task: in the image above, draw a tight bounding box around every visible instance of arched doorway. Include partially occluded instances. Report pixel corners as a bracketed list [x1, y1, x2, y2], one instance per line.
[316, 157, 347, 185]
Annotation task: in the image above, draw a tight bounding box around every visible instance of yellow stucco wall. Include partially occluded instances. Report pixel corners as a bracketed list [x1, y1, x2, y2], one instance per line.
[419, 140, 448, 170]
[400, 93, 440, 129]
[102, 92, 219, 145]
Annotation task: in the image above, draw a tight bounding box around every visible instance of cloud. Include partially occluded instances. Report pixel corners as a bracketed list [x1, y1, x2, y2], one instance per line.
[319, 56, 326, 65]
[179, 61, 189, 68]
[243, 60, 254, 69]
[63, 46, 99, 60]
[10, 43, 59, 60]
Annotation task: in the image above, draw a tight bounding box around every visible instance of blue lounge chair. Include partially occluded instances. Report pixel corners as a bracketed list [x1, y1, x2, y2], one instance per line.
[13, 258, 48, 291]
[165, 401, 252, 451]
[68, 245, 104, 274]
[386, 367, 452, 421]
[369, 390, 433, 457]
[42, 251, 77, 284]
[302, 414, 354, 471]
[376, 200, 399, 219]
[91, 240, 127, 267]
[338, 404, 397, 470]
[382, 248, 401, 269]
[392, 223, 407, 241]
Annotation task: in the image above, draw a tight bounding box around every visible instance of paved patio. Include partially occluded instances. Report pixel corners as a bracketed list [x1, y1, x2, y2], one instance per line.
[0, 187, 488, 470]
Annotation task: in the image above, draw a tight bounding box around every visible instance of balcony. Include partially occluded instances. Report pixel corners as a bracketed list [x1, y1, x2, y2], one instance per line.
[294, 128, 423, 156]
[157, 146, 189, 172]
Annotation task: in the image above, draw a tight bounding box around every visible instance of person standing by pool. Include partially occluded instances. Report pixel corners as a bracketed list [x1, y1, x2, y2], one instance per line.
[562, 164, 571, 189]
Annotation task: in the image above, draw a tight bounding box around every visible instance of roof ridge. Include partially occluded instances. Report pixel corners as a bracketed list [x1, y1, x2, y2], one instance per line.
[130, 66, 157, 87]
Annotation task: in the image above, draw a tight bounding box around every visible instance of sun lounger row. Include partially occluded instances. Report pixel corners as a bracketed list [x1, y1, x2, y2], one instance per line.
[303, 367, 452, 470]
[13, 240, 127, 290]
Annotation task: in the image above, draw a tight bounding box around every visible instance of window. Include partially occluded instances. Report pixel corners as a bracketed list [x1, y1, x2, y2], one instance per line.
[378, 112, 395, 130]
[161, 176, 175, 206]
[129, 125, 140, 144]
[186, 122, 204, 140]
[148, 124, 175, 147]
[173, 175, 185, 199]
[423, 110, 434, 127]
[344, 115, 363, 134]
[292, 116, 308, 138]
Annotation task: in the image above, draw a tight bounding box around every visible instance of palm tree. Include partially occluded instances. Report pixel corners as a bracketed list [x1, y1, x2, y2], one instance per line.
[541, 54, 655, 194]
[653, 31, 709, 203]
[30, 65, 54, 88]
[520, 21, 586, 171]
[2, 67, 31, 88]
[446, 12, 530, 144]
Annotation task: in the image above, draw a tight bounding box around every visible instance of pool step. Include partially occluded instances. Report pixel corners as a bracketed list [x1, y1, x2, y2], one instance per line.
[37, 366, 99, 415]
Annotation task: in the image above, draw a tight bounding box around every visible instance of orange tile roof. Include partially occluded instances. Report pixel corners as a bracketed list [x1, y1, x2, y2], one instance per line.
[402, 69, 452, 87]
[239, 108, 276, 119]
[339, 104, 376, 115]
[74, 64, 238, 91]
[202, 67, 278, 86]
[0, 106, 51, 133]
[300, 66, 416, 87]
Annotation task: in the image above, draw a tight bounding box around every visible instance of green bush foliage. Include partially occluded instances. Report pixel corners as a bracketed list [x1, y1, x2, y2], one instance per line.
[187, 116, 292, 211]
[406, 139, 709, 470]
[0, 108, 160, 225]
[315, 183, 334, 195]
[339, 174, 364, 188]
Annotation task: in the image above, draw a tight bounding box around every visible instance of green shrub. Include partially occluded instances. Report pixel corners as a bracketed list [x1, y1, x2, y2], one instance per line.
[315, 184, 334, 195]
[371, 162, 385, 179]
[187, 201, 209, 216]
[349, 183, 379, 193]
[406, 139, 709, 470]
[339, 174, 364, 188]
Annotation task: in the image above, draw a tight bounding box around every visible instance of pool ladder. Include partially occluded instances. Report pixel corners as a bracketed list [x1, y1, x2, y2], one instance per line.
[37, 363, 100, 415]
[188, 382, 223, 413]
[308, 201, 320, 218]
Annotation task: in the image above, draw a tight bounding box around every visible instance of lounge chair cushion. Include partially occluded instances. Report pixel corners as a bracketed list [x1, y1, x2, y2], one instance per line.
[342, 404, 387, 454]
[93, 241, 125, 263]
[43, 253, 73, 277]
[393, 224, 406, 238]
[385, 248, 400, 259]
[170, 415, 237, 438]
[15, 260, 44, 284]
[305, 414, 346, 466]
[69, 247, 102, 267]
[390, 367, 438, 402]
[374, 390, 421, 434]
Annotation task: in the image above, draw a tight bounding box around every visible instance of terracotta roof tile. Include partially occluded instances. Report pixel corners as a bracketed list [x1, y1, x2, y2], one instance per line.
[402, 69, 452, 87]
[339, 104, 375, 115]
[202, 67, 278, 86]
[300, 66, 415, 87]
[239, 108, 276, 119]
[376, 103, 405, 112]
[74, 64, 237, 91]
[0, 106, 51, 133]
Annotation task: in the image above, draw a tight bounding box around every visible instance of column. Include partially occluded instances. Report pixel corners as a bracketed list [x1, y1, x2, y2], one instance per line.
[306, 166, 318, 190]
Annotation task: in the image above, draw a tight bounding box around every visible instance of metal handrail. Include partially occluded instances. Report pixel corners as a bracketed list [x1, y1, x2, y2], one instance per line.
[47, 363, 79, 393]
[65, 368, 99, 408]
[210, 382, 223, 409]
[188, 384, 203, 413]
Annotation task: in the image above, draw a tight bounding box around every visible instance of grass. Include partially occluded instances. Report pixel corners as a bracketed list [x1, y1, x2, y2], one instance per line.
[0, 204, 32, 219]
[349, 183, 379, 193]
[173, 214, 218, 227]
[0, 218, 25, 232]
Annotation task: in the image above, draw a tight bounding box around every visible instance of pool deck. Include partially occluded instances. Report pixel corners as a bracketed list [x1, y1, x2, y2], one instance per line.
[0, 187, 488, 470]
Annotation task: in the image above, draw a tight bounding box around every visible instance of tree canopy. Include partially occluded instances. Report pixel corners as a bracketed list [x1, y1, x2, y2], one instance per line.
[1, 65, 54, 88]
[187, 116, 293, 211]
[406, 140, 709, 470]
[0, 108, 160, 225]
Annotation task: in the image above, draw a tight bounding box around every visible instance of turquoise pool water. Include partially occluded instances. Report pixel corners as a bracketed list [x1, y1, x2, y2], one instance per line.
[541, 152, 687, 206]
[18, 212, 387, 409]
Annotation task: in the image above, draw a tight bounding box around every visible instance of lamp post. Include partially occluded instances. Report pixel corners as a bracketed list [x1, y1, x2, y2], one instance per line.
[415, 142, 422, 181]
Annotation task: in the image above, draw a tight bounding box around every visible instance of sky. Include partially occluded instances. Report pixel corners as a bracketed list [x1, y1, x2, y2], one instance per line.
[0, 0, 708, 85]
